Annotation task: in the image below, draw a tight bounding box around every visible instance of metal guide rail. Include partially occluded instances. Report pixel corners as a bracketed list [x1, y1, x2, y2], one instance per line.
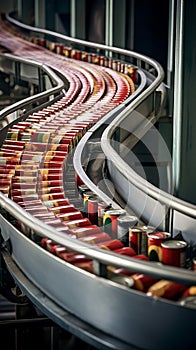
[0, 13, 195, 350]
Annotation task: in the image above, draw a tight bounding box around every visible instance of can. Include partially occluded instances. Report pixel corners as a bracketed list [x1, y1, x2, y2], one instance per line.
[113, 247, 136, 257]
[77, 184, 89, 199]
[48, 204, 77, 214]
[129, 226, 152, 255]
[63, 253, 92, 265]
[99, 56, 106, 66]
[117, 215, 138, 245]
[147, 232, 171, 262]
[38, 180, 63, 188]
[12, 194, 39, 203]
[83, 191, 94, 217]
[131, 274, 159, 292]
[103, 209, 126, 238]
[161, 240, 187, 267]
[74, 261, 93, 273]
[146, 280, 187, 300]
[55, 43, 63, 55]
[126, 64, 138, 84]
[43, 198, 70, 208]
[38, 173, 62, 182]
[38, 186, 64, 194]
[98, 201, 112, 227]
[63, 46, 72, 57]
[39, 192, 66, 201]
[65, 218, 91, 229]
[70, 225, 101, 238]
[81, 52, 88, 61]
[79, 232, 111, 244]
[88, 196, 99, 225]
[56, 211, 83, 222]
[182, 286, 196, 297]
[97, 239, 124, 251]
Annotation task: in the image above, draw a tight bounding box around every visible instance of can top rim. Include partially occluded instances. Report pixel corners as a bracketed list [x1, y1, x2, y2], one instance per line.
[161, 240, 187, 249]
[104, 209, 126, 215]
[147, 232, 171, 239]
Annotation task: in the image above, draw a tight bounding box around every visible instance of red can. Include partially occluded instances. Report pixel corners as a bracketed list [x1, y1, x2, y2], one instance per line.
[43, 198, 70, 208]
[83, 191, 94, 217]
[62, 253, 91, 265]
[131, 274, 159, 292]
[182, 286, 196, 297]
[65, 218, 91, 229]
[79, 232, 110, 244]
[49, 204, 77, 214]
[77, 184, 89, 200]
[97, 239, 124, 251]
[38, 180, 63, 188]
[113, 247, 136, 257]
[88, 196, 99, 225]
[161, 240, 187, 267]
[98, 201, 111, 227]
[103, 209, 126, 239]
[74, 261, 93, 273]
[39, 192, 66, 201]
[129, 226, 153, 256]
[56, 211, 83, 222]
[70, 225, 101, 238]
[147, 232, 171, 262]
[146, 280, 187, 300]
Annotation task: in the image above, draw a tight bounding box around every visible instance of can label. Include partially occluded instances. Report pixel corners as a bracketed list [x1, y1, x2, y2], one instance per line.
[103, 209, 126, 239]
[98, 202, 111, 227]
[83, 191, 94, 217]
[129, 227, 148, 255]
[117, 215, 138, 245]
[161, 240, 187, 267]
[147, 232, 171, 262]
[88, 196, 99, 225]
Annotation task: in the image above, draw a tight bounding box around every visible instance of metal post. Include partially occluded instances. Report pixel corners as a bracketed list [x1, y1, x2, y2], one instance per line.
[172, 0, 184, 197]
[105, 0, 113, 56]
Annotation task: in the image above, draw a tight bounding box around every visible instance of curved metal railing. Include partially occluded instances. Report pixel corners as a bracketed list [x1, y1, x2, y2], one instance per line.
[0, 52, 66, 132]
[101, 91, 196, 241]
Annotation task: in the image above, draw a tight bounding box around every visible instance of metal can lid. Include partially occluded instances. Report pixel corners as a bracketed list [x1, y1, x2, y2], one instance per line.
[83, 191, 95, 198]
[88, 195, 99, 202]
[134, 225, 156, 234]
[117, 215, 138, 224]
[161, 240, 187, 249]
[104, 209, 126, 216]
[147, 232, 171, 240]
[129, 227, 143, 233]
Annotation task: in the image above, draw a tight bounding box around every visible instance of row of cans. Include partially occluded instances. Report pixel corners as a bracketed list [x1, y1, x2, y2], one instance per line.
[76, 187, 190, 269]
[31, 37, 138, 83]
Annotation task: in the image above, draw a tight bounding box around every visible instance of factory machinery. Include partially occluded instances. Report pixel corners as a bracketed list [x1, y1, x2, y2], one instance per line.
[0, 12, 195, 350]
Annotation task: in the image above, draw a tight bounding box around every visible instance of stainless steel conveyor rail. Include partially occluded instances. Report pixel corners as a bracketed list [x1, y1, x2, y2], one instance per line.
[101, 89, 196, 242]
